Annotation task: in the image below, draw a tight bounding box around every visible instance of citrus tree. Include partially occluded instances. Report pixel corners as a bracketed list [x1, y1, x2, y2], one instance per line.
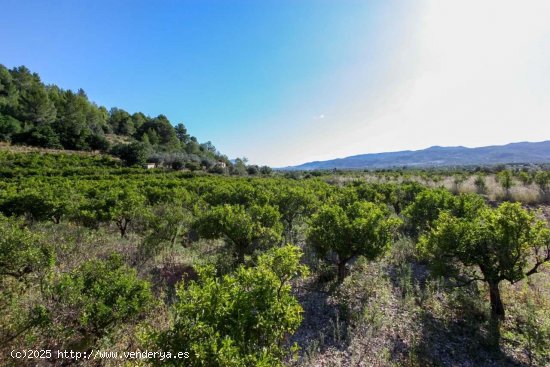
[497, 170, 514, 200]
[49, 254, 153, 345]
[0, 214, 53, 345]
[272, 186, 316, 242]
[419, 202, 550, 343]
[308, 201, 401, 282]
[152, 245, 308, 366]
[404, 190, 485, 237]
[194, 204, 283, 264]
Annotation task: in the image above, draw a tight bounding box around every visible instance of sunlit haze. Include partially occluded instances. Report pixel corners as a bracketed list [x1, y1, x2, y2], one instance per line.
[2, 0, 549, 166]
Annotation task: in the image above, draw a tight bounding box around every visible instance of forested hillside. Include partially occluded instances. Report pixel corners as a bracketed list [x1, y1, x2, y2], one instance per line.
[0, 64, 232, 170]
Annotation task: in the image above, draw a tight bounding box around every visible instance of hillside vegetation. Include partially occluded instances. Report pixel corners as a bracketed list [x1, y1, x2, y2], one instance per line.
[0, 64, 234, 171]
[1, 151, 549, 366]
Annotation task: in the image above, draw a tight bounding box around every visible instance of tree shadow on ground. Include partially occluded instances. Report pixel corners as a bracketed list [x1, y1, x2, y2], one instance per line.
[289, 277, 349, 357]
[402, 307, 529, 367]
[386, 262, 529, 367]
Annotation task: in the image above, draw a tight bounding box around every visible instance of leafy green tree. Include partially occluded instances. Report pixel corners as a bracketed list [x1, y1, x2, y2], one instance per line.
[0, 114, 22, 141]
[273, 186, 316, 242]
[18, 83, 57, 125]
[0, 214, 53, 280]
[108, 107, 135, 136]
[535, 171, 550, 202]
[85, 102, 109, 134]
[171, 158, 185, 170]
[139, 200, 194, 263]
[187, 161, 203, 171]
[419, 202, 550, 343]
[194, 204, 283, 264]
[393, 181, 425, 214]
[403, 188, 456, 237]
[185, 140, 201, 155]
[308, 201, 401, 282]
[517, 171, 532, 185]
[260, 165, 273, 175]
[200, 141, 217, 154]
[201, 157, 216, 170]
[10, 66, 40, 92]
[13, 123, 63, 148]
[404, 189, 486, 236]
[0, 214, 53, 345]
[209, 163, 227, 174]
[136, 114, 179, 148]
[474, 174, 487, 195]
[231, 157, 248, 176]
[200, 181, 270, 207]
[0, 65, 18, 112]
[86, 133, 110, 151]
[152, 245, 308, 367]
[54, 90, 92, 149]
[131, 112, 147, 131]
[108, 188, 147, 238]
[174, 123, 190, 145]
[145, 128, 161, 145]
[246, 165, 259, 175]
[73, 185, 147, 237]
[110, 142, 150, 166]
[0, 184, 75, 223]
[497, 170, 514, 200]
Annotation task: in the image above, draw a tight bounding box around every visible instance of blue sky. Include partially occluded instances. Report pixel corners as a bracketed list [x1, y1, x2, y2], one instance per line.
[2, 0, 549, 166]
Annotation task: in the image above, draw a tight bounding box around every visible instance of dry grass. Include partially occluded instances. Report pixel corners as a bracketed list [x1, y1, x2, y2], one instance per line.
[0, 142, 103, 156]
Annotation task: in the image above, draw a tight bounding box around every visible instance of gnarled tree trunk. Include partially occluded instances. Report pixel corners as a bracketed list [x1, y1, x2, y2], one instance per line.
[487, 280, 505, 348]
[337, 257, 348, 283]
[488, 280, 505, 321]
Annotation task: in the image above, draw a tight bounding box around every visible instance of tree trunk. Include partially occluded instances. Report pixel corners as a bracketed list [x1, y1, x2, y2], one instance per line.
[287, 221, 293, 244]
[488, 281, 505, 321]
[337, 259, 348, 283]
[488, 280, 504, 347]
[117, 219, 128, 238]
[236, 248, 245, 264]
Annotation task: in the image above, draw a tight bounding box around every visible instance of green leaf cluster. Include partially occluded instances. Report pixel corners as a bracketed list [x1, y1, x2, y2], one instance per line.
[153, 245, 308, 366]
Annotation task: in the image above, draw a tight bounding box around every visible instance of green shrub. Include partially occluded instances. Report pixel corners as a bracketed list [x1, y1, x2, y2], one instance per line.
[50, 254, 153, 342]
[152, 245, 308, 366]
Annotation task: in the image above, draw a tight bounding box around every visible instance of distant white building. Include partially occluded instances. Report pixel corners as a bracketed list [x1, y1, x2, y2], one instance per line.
[144, 163, 156, 169]
[217, 161, 227, 168]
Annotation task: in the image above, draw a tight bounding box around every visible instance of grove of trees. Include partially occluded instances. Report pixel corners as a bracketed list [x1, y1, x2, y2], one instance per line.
[1, 150, 549, 365]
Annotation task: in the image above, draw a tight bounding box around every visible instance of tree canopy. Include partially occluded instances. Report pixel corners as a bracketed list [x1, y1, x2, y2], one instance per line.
[419, 202, 550, 342]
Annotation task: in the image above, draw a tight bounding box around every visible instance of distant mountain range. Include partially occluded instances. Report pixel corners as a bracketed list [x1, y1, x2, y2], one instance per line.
[282, 141, 550, 170]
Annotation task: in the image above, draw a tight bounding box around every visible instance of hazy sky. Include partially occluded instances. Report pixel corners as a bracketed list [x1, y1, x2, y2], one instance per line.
[1, 0, 549, 166]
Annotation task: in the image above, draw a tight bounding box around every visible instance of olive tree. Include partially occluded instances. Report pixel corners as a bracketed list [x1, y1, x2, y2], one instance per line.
[307, 201, 401, 283]
[419, 202, 550, 342]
